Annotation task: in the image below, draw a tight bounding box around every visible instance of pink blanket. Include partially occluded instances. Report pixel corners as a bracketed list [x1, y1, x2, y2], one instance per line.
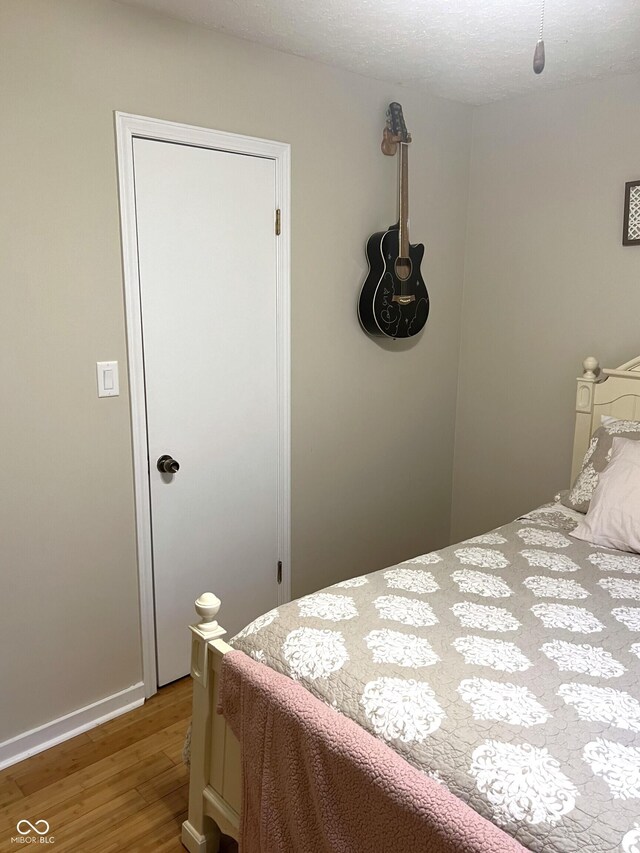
[219, 650, 527, 853]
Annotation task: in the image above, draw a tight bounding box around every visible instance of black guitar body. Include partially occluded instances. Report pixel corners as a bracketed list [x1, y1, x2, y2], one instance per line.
[358, 224, 429, 339]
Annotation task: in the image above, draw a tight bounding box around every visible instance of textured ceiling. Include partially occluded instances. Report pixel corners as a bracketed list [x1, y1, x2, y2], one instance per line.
[119, 0, 640, 104]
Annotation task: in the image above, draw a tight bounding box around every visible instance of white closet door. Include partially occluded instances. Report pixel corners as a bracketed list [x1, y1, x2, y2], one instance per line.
[133, 137, 280, 685]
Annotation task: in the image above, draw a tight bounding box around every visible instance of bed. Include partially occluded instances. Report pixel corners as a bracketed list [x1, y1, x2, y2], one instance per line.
[181, 355, 640, 853]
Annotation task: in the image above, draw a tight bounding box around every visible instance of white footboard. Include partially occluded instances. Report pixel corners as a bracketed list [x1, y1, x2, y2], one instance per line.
[182, 594, 241, 853]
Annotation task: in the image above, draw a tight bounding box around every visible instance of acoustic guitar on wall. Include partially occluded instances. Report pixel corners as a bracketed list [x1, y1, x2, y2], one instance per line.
[358, 102, 429, 339]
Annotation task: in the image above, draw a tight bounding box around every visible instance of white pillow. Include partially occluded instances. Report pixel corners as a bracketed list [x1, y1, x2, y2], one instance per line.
[572, 437, 640, 553]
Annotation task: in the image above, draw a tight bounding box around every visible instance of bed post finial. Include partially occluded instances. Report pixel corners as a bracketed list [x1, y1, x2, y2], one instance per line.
[194, 592, 225, 639]
[583, 356, 599, 380]
[572, 356, 600, 484]
[189, 592, 226, 686]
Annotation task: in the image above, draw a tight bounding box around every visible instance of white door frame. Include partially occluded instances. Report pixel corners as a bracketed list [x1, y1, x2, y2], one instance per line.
[115, 112, 291, 697]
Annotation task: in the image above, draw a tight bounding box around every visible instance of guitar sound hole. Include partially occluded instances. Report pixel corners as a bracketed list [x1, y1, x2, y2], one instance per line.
[395, 257, 412, 281]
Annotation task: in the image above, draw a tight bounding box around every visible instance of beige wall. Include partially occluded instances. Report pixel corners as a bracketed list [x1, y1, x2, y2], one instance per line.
[0, 0, 471, 743]
[452, 73, 640, 541]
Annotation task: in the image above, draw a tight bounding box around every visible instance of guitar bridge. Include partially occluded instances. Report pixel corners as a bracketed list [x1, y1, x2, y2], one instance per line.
[392, 295, 416, 305]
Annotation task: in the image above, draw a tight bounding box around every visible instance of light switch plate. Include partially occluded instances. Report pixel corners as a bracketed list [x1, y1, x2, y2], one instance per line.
[96, 361, 119, 398]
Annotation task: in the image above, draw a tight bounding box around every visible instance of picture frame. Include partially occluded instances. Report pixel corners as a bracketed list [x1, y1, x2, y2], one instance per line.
[623, 180, 640, 246]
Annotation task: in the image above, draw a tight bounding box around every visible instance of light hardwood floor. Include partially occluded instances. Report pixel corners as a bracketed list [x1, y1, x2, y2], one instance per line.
[0, 677, 223, 852]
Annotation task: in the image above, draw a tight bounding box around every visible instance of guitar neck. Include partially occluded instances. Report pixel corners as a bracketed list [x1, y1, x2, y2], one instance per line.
[398, 142, 409, 258]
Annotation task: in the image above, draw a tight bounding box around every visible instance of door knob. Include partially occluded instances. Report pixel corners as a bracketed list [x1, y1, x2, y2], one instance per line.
[157, 454, 180, 474]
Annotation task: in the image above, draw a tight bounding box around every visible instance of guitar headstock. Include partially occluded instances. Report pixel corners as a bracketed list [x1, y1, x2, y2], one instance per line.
[381, 102, 411, 155]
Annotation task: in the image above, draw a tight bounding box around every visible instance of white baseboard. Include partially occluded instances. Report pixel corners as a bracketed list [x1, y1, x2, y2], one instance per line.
[0, 682, 145, 771]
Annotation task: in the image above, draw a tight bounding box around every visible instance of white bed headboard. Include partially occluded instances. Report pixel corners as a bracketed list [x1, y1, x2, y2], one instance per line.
[572, 355, 640, 482]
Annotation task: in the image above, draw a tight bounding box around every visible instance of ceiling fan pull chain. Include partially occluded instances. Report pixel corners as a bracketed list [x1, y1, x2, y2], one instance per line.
[533, 0, 546, 74]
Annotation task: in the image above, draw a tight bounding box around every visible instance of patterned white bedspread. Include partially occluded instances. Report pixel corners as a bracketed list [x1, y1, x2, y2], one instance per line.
[231, 503, 640, 853]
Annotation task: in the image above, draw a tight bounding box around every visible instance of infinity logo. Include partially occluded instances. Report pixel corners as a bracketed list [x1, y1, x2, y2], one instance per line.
[16, 820, 50, 836]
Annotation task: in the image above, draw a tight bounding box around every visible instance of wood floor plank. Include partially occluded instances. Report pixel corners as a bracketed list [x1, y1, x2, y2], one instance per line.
[90, 785, 189, 853]
[69, 719, 189, 793]
[162, 735, 189, 766]
[0, 779, 22, 810]
[34, 754, 174, 834]
[3, 732, 93, 786]
[130, 810, 188, 851]
[38, 788, 149, 853]
[0, 789, 146, 853]
[0, 726, 185, 837]
[137, 760, 189, 804]
[11, 698, 192, 796]
[87, 678, 191, 742]
[0, 776, 85, 835]
[82, 753, 174, 801]
[0, 677, 215, 852]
